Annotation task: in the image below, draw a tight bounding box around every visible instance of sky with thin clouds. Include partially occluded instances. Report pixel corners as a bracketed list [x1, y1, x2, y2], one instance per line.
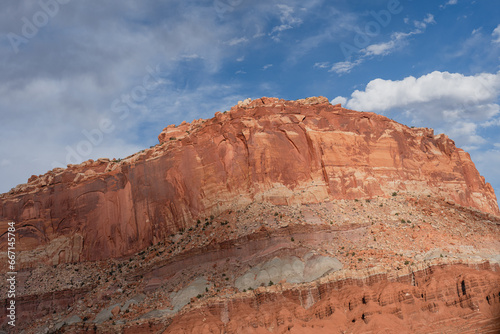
[1, 0, 499, 203]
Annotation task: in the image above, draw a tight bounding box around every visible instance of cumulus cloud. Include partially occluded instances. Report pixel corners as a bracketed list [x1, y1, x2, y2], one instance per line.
[346, 71, 500, 115]
[344, 71, 500, 148]
[330, 96, 347, 106]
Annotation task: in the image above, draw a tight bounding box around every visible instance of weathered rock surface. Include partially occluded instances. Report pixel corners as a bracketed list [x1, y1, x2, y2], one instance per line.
[234, 254, 343, 291]
[0, 97, 497, 269]
[93, 303, 121, 324]
[162, 262, 500, 334]
[0, 97, 499, 334]
[0, 194, 499, 333]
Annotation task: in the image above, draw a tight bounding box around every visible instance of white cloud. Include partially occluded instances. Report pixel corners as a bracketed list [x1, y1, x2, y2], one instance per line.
[262, 64, 273, 70]
[271, 24, 293, 34]
[440, 0, 458, 8]
[321, 14, 433, 75]
[266, 0, 326, 43]
[341, 29, 420, 68]
[493, 25, 500, 44]
[344, 71, 500, 149]
[361, 14, 433, 57]
[424, 14, 436, 24]
[482, 116, 500, 127]
[270, 4, 304, 39]
[314, 62, 330, 69]
[362, 31, 417, 56]
[179, 54, 201, 60]
[329, 60, 363, 74]
[0, 1, 270, 192]
[347, 71, 500, 113]
[277, 4, 303, 28]
[445, 121, 486, 149]
[414, 14, 436, 29]
[472, 27, 482, 35]
[363, 40, 398, 56]
[225, 37, 249, 46]
[330, 96, 347, 106]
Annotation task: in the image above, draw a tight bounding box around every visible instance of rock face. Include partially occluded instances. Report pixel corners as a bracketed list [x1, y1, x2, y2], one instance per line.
[163, 262, 500, 334]
[0, 95, 499, 334]
[0, 97, 498, 268]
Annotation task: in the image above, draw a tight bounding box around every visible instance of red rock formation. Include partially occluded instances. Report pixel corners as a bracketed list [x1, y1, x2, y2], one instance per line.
[1, 188, 499, 333]
[0, 287, 91, 329]
[0, 97, 498, 268]
[159, 262, 500, 334]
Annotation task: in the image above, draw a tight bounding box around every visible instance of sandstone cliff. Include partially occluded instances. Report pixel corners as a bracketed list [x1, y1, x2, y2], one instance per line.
[0, 97, 498, 268]
[1, 98, 500, 333]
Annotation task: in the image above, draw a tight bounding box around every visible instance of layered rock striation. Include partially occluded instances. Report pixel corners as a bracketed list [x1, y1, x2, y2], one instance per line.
[161, 261, 500, 334]
[0, 97, 498, 268]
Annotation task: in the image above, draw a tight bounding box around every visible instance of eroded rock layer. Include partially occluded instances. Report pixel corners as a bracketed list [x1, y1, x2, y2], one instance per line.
[159, 262, 500, 334]
[0, 157, 499, 332]
[0, 97, 498, 268]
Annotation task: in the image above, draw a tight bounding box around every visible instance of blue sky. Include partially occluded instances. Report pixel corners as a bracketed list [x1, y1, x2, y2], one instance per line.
[1, 0, 499, 202]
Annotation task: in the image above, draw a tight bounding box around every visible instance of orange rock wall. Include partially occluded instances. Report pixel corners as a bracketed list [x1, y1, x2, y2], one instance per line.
[0, 97, 498, 266]
[161, 262, 500, 334]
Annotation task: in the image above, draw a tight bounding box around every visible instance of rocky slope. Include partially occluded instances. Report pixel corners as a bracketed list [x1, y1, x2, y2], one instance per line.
[0, 97, 498, 268]
[0, 97, 499, 333]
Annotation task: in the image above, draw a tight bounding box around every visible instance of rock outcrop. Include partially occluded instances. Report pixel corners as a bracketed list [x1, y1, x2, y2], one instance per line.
[160, 262, 500, 334]
[0, 97, 498, 269]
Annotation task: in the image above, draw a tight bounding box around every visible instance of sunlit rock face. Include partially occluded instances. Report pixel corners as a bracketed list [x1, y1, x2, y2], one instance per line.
[0, 96, 498, 268]
[1, 97, 500, 333]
